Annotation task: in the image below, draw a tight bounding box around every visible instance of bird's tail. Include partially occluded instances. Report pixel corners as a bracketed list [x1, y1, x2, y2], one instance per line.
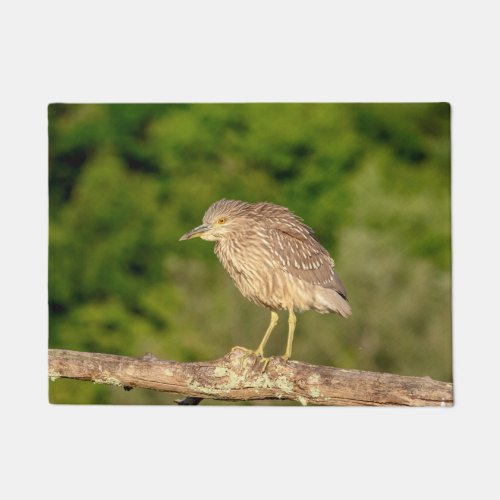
[318, 288, 352, 317]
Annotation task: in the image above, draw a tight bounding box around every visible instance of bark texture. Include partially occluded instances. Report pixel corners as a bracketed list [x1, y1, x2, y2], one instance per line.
[48, 347, 453, 406]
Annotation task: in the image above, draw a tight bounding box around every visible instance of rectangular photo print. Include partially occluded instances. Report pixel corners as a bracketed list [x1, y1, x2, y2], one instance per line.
[48, 103, 452, 406]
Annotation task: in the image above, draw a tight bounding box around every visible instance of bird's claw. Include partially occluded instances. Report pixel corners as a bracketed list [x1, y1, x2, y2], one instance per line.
[238, 348, 256, 370]
[237, 349, 271, 373]
[252, 347, 271, 372]
[258, 356, 271, 373]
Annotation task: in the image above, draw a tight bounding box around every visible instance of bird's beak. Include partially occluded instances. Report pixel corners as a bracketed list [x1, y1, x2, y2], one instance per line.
[179, 224, 211, 241]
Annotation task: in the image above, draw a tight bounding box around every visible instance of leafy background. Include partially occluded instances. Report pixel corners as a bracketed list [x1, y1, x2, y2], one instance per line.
[48, 103, 451, 405]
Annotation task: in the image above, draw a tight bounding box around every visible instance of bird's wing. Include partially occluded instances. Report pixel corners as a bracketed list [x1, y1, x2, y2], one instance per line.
[267, 224, 348, 299]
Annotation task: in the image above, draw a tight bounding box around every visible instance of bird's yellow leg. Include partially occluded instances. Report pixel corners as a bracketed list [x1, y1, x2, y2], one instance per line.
[254, 311, 279, 371]
[255, 311, 279, 356]
[239, 311, 279, 370]
[281, 308, 296, 361]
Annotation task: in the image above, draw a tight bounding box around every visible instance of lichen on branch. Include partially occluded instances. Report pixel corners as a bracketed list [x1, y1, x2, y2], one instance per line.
[48, 347, 453, 407]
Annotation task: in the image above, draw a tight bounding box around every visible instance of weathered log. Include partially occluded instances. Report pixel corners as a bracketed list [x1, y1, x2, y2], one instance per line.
[48, 347, 453, 406]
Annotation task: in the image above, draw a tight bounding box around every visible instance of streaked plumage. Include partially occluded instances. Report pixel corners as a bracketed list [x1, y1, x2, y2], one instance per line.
[180, 199, 351, 361]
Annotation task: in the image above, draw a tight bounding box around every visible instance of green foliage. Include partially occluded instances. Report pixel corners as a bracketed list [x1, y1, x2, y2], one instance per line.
[48, 103, 452, 404]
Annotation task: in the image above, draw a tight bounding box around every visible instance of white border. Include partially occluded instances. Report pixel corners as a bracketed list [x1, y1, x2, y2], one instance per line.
[2, 1, 500, 498]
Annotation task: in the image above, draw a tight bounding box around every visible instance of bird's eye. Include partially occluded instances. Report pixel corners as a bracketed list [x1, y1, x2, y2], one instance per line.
[217, 218, 226, 224]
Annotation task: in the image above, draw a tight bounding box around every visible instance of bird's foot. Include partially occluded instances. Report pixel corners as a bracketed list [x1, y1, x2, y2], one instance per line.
[252, 347, 271, 372]
[277, 354, 290, 364]
[236, 348, 270, 372]
[255, 355, 271, 373]
[237, 348, 257, 370]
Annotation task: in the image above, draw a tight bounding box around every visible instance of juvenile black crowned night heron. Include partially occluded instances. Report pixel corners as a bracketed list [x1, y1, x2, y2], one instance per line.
[180, 199, 351, 366]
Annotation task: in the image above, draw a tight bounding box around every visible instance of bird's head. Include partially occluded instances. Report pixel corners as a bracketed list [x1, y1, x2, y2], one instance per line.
[179, 199, 253, 242]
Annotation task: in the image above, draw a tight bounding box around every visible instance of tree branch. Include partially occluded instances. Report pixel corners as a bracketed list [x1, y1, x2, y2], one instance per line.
[48, 347, 453, 406]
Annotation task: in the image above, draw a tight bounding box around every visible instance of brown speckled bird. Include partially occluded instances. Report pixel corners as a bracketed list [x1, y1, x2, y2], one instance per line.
[180, 199, 351, 365]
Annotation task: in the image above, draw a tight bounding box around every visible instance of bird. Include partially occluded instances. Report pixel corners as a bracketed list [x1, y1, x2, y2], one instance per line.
[179, 199, 351, 366]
